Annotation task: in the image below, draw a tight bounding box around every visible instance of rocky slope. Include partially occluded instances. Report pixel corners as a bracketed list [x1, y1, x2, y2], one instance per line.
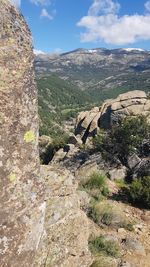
[42, 90, 150, 267]
[35, 48, 150, 101]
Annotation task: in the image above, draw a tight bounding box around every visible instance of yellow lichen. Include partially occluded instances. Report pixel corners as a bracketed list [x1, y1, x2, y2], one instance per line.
[9, 173, 17, 182]
[24, 130, 35, 143]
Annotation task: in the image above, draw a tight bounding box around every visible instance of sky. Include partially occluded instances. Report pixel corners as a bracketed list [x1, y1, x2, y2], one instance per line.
[10, 0, 150, 54]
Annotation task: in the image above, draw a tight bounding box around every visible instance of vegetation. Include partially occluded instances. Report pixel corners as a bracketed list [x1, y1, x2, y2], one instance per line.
[40, 133, 69, 164]
[89, 235, 120, 258]
[89, 202, 134, 230]
[127, 176, 150, 209]
[93, 116, 150, 164]
[80, 172, 109, 200]
[37, 74, 93, 137]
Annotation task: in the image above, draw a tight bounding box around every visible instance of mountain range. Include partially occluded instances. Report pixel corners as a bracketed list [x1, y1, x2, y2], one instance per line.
[35, 48, 150, 101]
[35, 48, 150, 136]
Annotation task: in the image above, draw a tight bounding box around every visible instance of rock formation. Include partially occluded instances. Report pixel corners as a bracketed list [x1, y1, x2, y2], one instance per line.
[75, 90, 150, 143]
[34, 165, 92, 267]
[0, 2, 91, 266]
[0, 1, 43, 266]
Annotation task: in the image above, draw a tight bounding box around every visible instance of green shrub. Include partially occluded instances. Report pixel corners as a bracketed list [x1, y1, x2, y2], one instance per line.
[128, 176, 150, 209]
[89, 202, 116, 226]
[115, 179, 127, 189]
[93, 116, 150, 164]
[110, 116, 149, 160]
[89, 202, 134, 230]
[93, 129, 105, 151]
[90, 259, 114, 267]
[80, 172, 109, 200]
[89, 235, 120, 258]
[82, 173, 105, 189]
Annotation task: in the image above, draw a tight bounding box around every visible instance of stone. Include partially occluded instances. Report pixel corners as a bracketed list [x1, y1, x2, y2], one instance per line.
[141, 211, 150, 223]
[76, 162, 99, 183]
[39, 135, 53, 147]
[52, 148, 67, 162]
[34, 165, 92, 267]
[39, 135, 53, 164]
[118, 228, 127, 235]
[75, 107, 100, 143]
[133, 158, 150, 178]
[100, 90, 149, 129]
[77, 190, 91, 210]
[125, 237, 145, 255]
[68, 134, 82, 146]
[108, 166, 127, 181]
[118, 260, 134, 267]
[0, 1, 42, 266]
[127, 154, 141, 169]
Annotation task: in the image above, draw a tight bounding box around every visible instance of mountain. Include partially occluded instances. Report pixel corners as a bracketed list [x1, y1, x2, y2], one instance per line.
[35, 48, 150, 102]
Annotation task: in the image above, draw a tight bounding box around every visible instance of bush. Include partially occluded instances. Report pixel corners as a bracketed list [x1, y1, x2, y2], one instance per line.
[89, 235, 120, 258]
[93, 129, 105, 151]
[93, 116, 150, 164]
[89, 202, 134, 230]
[82, 172, 105, 189]
[110, 116, 149, 160]
[128, 176, 150, 209]
[80, 172, 109, 200]
[90, 259, 115, 267]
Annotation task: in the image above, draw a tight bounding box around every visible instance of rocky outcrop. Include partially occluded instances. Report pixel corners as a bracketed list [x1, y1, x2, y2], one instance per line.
[34, 165, 92, 267]
[100, 90, 150, 129]
[0, 1, 43, 266]
[75, 90, 150, 143]
[0, 4, 91, 267]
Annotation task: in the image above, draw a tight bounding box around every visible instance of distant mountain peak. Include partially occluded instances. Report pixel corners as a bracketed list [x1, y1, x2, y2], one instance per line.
[121, 48, 145, 52]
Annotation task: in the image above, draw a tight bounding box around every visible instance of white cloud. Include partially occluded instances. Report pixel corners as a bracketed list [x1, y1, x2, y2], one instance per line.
[34, 49, 46, 55]
[145, 1, 150, 12]
[10, 0, 21, 8]
[77, 0, 150, 45]
[88, 0, 120, 16]
[40, 8, 54, 20]
[30, 0, 51, 5]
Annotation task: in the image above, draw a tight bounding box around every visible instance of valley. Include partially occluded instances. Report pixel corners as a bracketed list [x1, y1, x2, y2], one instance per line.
[36, 48, 150, 137]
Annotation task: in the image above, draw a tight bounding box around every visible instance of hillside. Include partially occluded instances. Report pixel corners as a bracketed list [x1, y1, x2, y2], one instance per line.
[35, 48, 150, 102]
[40, 90, 150, 267]
[37, 74, 93, 136]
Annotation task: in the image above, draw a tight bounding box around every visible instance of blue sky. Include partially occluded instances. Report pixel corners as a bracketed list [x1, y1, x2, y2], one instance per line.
[11, 0, 150, 53]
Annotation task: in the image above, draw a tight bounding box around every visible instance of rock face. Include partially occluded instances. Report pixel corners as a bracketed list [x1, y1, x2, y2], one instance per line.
[0, 4, 92, 267]
[34, 165, 92, 267]
[0, 1, 41, 266]
[75, 90, 150, 143]
[100, 90, 150, 129]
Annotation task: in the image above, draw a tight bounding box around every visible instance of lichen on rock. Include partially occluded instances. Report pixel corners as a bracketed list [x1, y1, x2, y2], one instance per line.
[0, 1, 41, 265]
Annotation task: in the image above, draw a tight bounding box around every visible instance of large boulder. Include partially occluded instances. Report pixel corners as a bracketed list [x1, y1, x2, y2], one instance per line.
[0, 1, 43, 266]
[0, 2, 92, 266]
[75, 90, 150, 143]
[75, 107, 101, 143]
[100, 90, 150, 128]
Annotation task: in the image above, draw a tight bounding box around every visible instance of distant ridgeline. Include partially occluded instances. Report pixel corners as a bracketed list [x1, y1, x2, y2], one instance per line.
[35, 49, 150, 137]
